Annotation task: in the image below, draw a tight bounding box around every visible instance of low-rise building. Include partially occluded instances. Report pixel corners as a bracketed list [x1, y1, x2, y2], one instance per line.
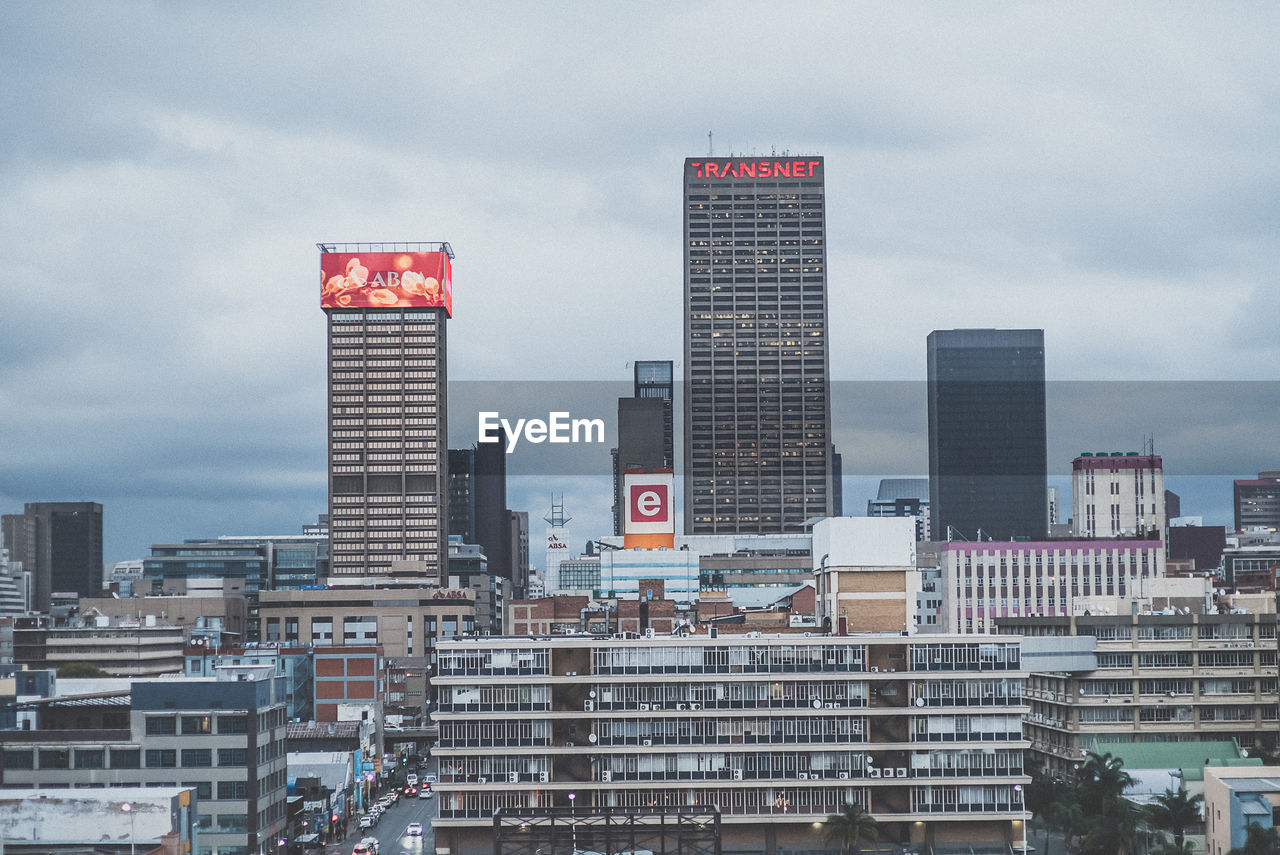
[0, 667, 289, 855]
[1204, 766, 1280, 855]
[0, 786, 198, 855]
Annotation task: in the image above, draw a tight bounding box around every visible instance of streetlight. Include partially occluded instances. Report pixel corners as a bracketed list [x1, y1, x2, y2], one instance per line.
[1012, 784, 1028, 855]
[568, 792, 577, 855]
[122, 802, 136, 855]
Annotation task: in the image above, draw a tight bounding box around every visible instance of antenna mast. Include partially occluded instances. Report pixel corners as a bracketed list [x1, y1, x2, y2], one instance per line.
[708, 129, 713, 156]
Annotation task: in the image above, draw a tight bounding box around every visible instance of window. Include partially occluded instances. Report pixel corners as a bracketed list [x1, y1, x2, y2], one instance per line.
[218, 781, 249, 800]
[187, 781, 213, 800]
[182, 715, 212, 735]
[74, 749, 105, 769]
[218, 715, 248, 734]
[39, 750, 69, 769]
[2, 750, 33, 769]
[218, 814, 249, 832]
[111, 749, 141, 768]
[146, 749, 177, 768]
[218, 748, 247, 767]
[146, 716, 177, 735]
[182, 749, 213, 767]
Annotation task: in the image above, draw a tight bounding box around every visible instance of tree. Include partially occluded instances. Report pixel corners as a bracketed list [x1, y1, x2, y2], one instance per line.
[822, 802, 879, 855]
[1228, 823, 1280, 855]
[1154, 841, 1196, 855]
[1144, 786, 1203, 849]
[1077, 751, 1135, 816]
[1048, 797, 1085, 855]
[56, 662, 107, 678]
[1078, 797, 1144, 855]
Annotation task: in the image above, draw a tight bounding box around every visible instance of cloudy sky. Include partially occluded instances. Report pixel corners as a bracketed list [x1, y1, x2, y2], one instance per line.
[1, 3, 1277, 565]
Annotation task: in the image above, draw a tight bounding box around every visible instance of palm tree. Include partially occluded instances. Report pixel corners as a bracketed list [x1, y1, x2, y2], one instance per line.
[1077, 751, 1135, 816]
[1228, 823, 1280, 855]
[1144, 786, 1203, 849]
[822, 802, 879, 855]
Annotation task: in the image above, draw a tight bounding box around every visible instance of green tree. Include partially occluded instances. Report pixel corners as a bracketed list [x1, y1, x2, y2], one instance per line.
[1153, 841, 1196, 855]
[1228, 823, 1280, 855]
[1144, 786, 1203, 849]
[1076, 751, 1135, 816]
[822, 802, 879, 855]
[1078, 797, 1144, 855]
[56, 662, 107, 677]
[1048, 797, 1085, 855]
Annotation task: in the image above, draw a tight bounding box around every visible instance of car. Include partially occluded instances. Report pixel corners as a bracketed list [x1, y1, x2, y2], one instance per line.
[406, 773, 418, 787]
[424, 773, 437, 786]
[386, 791, 400, 805]
[406, 822, 424, 837]
[360, 838, 381, 855]
[352, 845, 371, 855]
[359, 815, 375, 830]
[403, 786, 417, 796]
[417, 787, 432, 799]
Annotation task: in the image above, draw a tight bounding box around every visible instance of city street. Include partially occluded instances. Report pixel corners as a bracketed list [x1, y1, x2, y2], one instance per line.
[326, 788, 438, 855]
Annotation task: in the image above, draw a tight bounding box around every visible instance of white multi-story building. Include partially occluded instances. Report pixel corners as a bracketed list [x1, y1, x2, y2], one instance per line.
[1071, 452, 1165, 539]
[941, 538, 1167, 633]
[431, 633, 1030, 855]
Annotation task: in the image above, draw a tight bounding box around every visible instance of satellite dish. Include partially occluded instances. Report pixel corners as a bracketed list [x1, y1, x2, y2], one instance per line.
[813, 699, 822, 709]
[588, 733, 598, 744]
[915, 698, 926, 707]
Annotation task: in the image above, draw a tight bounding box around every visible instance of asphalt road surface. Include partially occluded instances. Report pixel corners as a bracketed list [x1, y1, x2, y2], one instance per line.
[327, 789, 438, 855]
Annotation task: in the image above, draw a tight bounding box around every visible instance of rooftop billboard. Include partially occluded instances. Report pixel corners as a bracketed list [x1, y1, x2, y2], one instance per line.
[320, 251, 452, 316]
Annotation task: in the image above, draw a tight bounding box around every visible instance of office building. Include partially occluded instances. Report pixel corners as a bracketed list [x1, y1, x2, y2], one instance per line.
[813, 517, 919, 635]
[611, 399, 668, 536]
[1233, 472, 1280, 532]
[1204, 767, 1280, 855]
[867, 478, 931, 541]
[509, 510, 530, 597]
[144, 541, 267, 641]
[2, 502, 102, 611]
[0, 787, 198, 855]
[321, 242, 452, 579]
[683, 156, 834, 534]
[431, 633, 1029, 855]
[0, 667, 289, 855]
[1071, 452, 1165, 539]
[258, 586, 477, 665]
[940, 538, 1167, 633]
[635, 360, 675, 465]
[448, 444, 512, 580]
[927, 329, 1047, 542]
[995, 611, 1278, 774]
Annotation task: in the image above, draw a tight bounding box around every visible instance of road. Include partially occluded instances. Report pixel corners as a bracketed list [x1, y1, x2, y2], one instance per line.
[326, 789, 438, 855]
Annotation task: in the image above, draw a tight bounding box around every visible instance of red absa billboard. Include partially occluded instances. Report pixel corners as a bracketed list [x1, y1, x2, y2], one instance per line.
[320, 251, 453, 317]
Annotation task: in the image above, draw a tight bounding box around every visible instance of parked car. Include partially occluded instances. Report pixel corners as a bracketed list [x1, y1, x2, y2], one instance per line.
[359, 815, 375, 831]
[418, 787, 432, 799]
[407, 822, 424, 837]
[360, 838, 380, 855]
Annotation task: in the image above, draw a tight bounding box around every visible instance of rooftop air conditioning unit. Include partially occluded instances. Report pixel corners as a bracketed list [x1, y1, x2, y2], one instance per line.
[825, 703, 836, 709]
[584, 700, 594, 711]
[690, 703, 702, 710]
[732, 769, 743, 780]
[600, 770, 612, 782]
[869, 767, 881, 778]
[652, 703, 662, 711]
[676, 704, 686, 710]
[539, 772, 549, 782]
[640, 703, 650, 711]
[642, 739, 653, 747]
[798, 772, 810, 780]
[509, 772, 520, 784]
[838, 771, 850, 780]
[896, 768, 908, 778]
[478, 777, 488, 784]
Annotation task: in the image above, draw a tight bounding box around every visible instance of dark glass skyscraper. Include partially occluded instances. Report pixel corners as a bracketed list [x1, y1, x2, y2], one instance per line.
[927, 329, 1047, 541]
[683, 156, 833, 533]
[611, 360, 675, 536]
[3, 502, 102, 610]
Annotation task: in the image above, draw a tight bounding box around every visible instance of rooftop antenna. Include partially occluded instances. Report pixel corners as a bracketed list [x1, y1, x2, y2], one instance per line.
[708, 129, 713, 157]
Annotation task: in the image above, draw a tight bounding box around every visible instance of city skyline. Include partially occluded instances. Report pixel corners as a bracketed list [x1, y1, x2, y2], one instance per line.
[2, 5, 1279, 562]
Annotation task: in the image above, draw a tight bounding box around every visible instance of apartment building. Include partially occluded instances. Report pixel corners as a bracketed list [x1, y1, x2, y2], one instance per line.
[0, 666, 289, 855]
[430, 633, 1030, 855]
[1070, 452, 1166, 539]
[995, 612, 1278, 775]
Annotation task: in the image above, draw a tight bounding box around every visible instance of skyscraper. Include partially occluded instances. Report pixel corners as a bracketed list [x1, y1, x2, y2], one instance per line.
[447, 444, 511, 579]
[927, 329, 1047, 541]
[320, 242, 452, 579]
[682, 156, 833, 534]
[2, 502, 102, 610]
[634, 360, 674, 468]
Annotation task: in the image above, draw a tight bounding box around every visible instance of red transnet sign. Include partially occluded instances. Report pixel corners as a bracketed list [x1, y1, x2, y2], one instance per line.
[321, 251, 453, 316]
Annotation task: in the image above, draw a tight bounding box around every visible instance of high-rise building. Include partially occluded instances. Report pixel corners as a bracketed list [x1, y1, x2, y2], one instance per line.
[320, 243, 452, 579]
[447, 444, 511, 579]
[927, 329, 1047, 541]
[2, 502, 102, 610]
[1070, 452, 1165, 539]
[867, 478, 931, 542]
[634, 360, 674, 466]
[508, 510, 530, 596]
[1233, 471, 1280, 532]
[683, 156, 833, 534]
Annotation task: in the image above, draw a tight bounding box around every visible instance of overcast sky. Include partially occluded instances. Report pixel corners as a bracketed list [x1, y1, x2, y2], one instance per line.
[1, 3, 1277, 565]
